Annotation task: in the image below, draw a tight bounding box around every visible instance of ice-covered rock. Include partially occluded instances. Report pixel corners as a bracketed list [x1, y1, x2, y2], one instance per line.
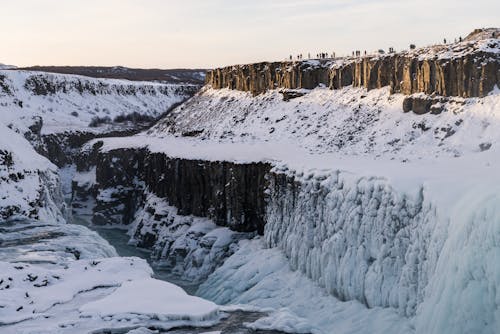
[130, 191, 252, 283]
[198, 239, 413, 334]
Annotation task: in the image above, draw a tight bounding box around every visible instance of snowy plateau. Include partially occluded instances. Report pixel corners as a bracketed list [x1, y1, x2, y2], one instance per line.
[1, 28, 500, 334]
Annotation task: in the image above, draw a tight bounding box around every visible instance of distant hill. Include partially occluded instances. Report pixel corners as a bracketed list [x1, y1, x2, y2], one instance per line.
[0, 63, 16, 70]
[14, 66, 206, 84]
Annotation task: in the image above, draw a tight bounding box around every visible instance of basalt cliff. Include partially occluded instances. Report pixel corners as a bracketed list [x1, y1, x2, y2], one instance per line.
[206, 28, 500, 99]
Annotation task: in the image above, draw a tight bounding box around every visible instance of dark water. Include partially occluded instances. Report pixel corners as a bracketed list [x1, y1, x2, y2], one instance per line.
[72, 215, 200, 294]
[72, 215, 150, 257]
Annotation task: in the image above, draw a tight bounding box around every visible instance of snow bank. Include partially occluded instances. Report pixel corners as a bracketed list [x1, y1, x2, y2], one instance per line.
[198, 239, 412, 334]
[80, 278, 219, 321]
[0, 257, 152, 325]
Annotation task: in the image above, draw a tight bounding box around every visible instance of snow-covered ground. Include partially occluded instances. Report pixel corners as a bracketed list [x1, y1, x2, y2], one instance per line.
[0, 255, 221, 333]
[0, 218, 224, 333]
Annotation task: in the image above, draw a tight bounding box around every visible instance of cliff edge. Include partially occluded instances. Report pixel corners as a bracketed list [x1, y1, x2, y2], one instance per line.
[206, 28, 500, 98]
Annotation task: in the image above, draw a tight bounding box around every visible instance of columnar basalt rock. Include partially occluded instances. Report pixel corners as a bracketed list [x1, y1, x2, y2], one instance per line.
[81, 145, 271, 233]
[206, 35, 500, 98]
[143, 153, 270, 233]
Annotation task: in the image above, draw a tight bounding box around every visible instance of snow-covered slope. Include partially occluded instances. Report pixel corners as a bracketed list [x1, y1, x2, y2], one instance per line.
[150, 86, 500, 160]
[0, 69, 197, 135]
[0, 122, 65, 222]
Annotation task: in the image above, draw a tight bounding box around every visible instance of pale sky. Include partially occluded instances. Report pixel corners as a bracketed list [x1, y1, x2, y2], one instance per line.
[0, 0, 498, 69]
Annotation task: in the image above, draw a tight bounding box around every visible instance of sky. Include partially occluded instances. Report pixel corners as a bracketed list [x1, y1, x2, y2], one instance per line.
[0, 0, 499, 69]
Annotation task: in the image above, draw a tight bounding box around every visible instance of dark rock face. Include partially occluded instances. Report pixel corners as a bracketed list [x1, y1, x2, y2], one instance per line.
[23, 124, 151, 168]
[402, 95, 465, 115]
[0, 74, 12, 95]
[39, 129, 146, 168]
[91, 148, 147, 226]
[206, 61, 331, 96]
[206, 45, 500, 98]
[279, 89, 306, 101]
[82, 146, 271, 233]
[144, 153, 270, 233]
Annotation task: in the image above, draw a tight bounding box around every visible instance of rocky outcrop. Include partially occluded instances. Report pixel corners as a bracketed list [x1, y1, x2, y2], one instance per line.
[402, 95, 465, 115]
[206, 35, 500, 98]
[21, 116, 148, 168]
[90, 147, 146, 226]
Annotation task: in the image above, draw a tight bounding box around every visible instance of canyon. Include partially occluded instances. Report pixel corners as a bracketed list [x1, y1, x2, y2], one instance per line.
[1, 28, 500, 334]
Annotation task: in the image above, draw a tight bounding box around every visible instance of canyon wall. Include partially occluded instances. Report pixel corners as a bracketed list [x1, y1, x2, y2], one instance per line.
[206, 42, 500, 98]
[78, 145, 270, 234]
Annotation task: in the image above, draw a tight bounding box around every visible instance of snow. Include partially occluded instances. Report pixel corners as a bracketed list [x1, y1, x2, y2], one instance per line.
[0, 123, 65, 222]
[130, 191, 250, 283]
[198, 239, 413, 334]
[246, 309, 318, 334]
[0, 69, 195, 135]
[0, 257, 151, 325]
[0, 220, 224, 334]
[80, 278, 219, 321]
[0, 63, 16, 70]
[148, 86, 500, 160]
